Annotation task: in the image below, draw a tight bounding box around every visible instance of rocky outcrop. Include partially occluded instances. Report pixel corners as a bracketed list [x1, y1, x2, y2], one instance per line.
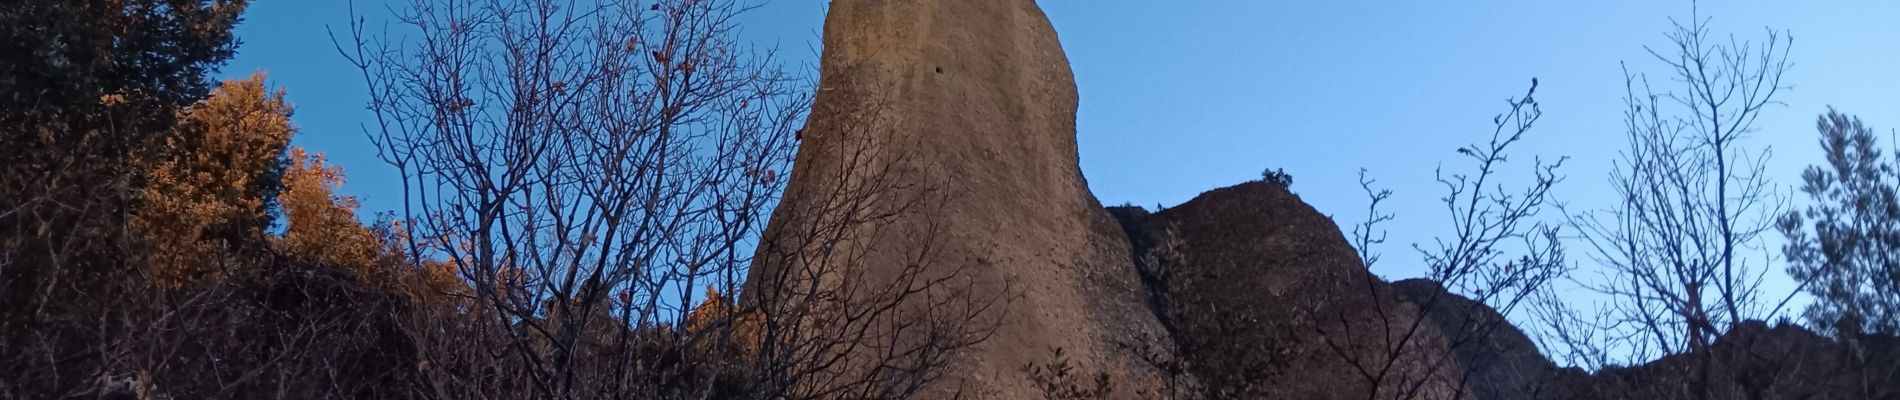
[1549, 322, 1900, 400]
[745, 0, 1167, 398]
[1115, 181, 1469, 399]
[739, 2, 1900, 399]
[1393, 281, 1900, 400]
[1393, 279, 1560, 400]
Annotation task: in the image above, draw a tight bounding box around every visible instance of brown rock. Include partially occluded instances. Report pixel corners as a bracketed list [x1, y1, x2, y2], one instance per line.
[1393, 279, 1559, 400]
[1116, 182, 1470, 399]
[1550, 322, 1900, 400]
[745, 0, 1167, 398]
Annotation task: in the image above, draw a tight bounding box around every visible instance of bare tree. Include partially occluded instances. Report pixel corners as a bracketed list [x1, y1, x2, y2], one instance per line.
[1547, 9, 1793, 399]
[1333, 80, 1568, 400]
[339, 0, 995, 398]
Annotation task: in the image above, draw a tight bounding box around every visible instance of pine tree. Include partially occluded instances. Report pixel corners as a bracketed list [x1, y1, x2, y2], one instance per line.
[1779, 108, 1900, 334]
[133, 73, 293, 286]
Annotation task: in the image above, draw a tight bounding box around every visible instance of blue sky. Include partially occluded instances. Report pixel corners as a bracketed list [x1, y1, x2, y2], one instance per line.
[225, 1, 1900, 326]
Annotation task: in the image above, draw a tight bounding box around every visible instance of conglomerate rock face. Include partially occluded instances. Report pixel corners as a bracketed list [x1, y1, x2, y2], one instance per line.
[1115, 182, 1471, 400]
[1393, 279, 1559, 400]
[748, 2, 1900, 399]
[745, 0, 1167, 397]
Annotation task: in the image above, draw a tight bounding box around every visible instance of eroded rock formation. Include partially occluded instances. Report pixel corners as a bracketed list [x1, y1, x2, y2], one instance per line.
[749, 2, 1900, 398]
[745, 0, 1166, 398]
[1114, 182, 1469, 399]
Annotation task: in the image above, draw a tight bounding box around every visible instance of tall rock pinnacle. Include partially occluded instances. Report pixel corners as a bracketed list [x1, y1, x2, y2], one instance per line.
[746, 0, 1166, 397]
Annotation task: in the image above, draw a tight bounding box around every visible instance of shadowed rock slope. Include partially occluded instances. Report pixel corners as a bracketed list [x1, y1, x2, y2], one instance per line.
[1539, 321, 1900, 400]
[1399, 281, 1900, 400]
[1113, 182, 1470, 399]
[1392, 279, 1560, 400]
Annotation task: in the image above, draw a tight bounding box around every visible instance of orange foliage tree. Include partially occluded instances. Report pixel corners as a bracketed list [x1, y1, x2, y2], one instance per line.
[132, 71, 462, 300]
[278, 147, 465, 302]
[132, 72, 293, 287]
[685, 286, 761, 356]
[277, 147, 379, 272]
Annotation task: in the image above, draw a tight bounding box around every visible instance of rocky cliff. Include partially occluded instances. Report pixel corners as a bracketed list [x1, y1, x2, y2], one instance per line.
[743, 2, 1900, 399]
[1113, 182, 1469, 399]
[745, 0, 1167, 398]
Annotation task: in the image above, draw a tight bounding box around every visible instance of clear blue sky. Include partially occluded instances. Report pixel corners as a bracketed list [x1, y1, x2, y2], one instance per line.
[225, 1, 1900, 321]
